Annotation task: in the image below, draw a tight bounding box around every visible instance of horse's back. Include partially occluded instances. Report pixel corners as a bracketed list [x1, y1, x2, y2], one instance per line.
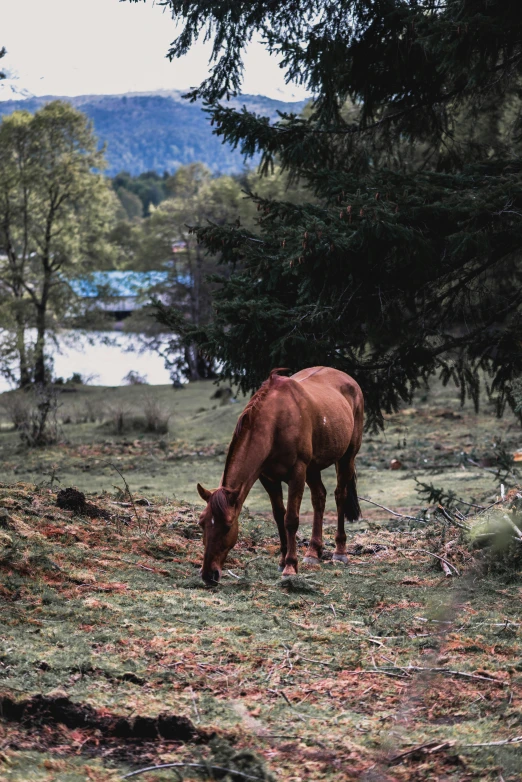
[292, 367, 363, 415]
[286, 367, 363, 467]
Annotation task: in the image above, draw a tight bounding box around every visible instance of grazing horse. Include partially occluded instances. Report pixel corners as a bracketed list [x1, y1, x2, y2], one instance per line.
[197, 366, 364, 584]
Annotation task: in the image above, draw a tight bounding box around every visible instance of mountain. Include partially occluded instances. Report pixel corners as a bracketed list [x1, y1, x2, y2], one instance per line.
[0, 90, 307, 176]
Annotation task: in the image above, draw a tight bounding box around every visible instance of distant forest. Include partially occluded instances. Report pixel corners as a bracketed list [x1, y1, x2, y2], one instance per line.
[0, 91, 306, 176]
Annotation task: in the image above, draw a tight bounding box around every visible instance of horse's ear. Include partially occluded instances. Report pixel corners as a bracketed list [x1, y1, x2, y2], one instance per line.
[197, 483, 212, 502]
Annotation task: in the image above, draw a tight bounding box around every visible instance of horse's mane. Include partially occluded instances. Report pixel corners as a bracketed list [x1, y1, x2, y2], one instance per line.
[209, 487, 231, 522]
[223, 368, 289, 482]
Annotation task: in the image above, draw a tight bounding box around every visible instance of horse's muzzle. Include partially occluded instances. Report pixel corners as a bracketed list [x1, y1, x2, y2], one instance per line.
[201, 567, 221, 585]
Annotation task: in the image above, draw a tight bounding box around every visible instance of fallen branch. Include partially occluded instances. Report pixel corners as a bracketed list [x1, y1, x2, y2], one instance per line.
[398, 547, 460, 575]
[380, 665, 505, 685]
[440, 560, 453, 577]
[389, 739, 453, 764]
[474, 498, 504, 516]
[460, 734, 522, 748]
[389, 733, 522, 765]
[123, 762, 265, 780]
[358, 496, 426, 523]
[503, 515, 522, 540]
[342, 666, 504, 684]
[436, 505, 470, 531]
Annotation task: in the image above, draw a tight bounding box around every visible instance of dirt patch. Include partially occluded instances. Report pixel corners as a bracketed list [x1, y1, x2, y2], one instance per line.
[56, 487, 111, 520]
[0, 693, 203, 743]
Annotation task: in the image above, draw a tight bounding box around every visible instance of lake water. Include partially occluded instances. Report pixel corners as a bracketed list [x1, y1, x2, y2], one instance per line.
[0, 331, 172, 391]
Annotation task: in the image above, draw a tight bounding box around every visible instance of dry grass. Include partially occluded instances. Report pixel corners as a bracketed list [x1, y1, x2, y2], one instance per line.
[0, 480, 522, 781]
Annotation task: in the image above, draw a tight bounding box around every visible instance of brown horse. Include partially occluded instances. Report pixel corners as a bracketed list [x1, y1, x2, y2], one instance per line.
[197, 366, 364, 584]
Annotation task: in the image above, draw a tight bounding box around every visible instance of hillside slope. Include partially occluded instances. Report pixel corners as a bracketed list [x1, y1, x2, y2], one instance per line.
[0, 90, 307, 175]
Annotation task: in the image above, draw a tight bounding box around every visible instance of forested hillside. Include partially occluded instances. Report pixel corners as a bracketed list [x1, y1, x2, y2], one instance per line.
[0, 91, 306, 175]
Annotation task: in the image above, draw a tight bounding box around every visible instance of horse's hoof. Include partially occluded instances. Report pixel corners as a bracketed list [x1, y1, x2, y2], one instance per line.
[281, 566, 297, 578]
[332, 553, 349, 564]
[303, 556, 321, 565]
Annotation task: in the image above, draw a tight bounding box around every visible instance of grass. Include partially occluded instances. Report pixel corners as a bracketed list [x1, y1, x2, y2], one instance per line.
[1, 376, 520, 510]
[1, 377, 522, 780]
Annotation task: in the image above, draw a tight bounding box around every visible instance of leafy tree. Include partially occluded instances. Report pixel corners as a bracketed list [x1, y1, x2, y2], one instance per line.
[134, 163, 246, 380]
[112, 170, 170, 217]
[0, 101, 115, 386]
[131, 0, 522, 428]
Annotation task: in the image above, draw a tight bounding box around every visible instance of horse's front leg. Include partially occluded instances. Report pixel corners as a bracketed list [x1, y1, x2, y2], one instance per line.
[282, 462, 307, 578]
[259, 474, 287, 571]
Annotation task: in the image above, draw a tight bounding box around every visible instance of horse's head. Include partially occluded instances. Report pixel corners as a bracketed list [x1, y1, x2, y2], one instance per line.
[197, 483, 240, 585]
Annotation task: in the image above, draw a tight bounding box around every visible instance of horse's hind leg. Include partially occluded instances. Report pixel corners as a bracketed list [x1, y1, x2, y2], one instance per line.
[259, 474, 287, 571]
[333, 450, 361, 564]
[303, 466, 326, 565]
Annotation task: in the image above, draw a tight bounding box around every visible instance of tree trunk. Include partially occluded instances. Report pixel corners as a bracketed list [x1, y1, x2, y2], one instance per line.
[184, 344, 201, 381]
[33, 304, 47, 385]
[16, 324, 31, 388]
[15, 316, 31, 388]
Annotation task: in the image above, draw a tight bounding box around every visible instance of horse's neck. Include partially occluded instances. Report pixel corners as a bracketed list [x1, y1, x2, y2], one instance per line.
[223, 428, 267, 504]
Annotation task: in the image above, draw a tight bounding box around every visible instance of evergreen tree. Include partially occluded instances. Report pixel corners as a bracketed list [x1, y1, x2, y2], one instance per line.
[137, 0, 522, 428]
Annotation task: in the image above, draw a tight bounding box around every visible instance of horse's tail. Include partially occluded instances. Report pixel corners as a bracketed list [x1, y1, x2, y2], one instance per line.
[344, 470, 361, 522]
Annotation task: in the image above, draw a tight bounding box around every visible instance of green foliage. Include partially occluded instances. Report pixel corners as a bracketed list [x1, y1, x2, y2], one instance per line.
[138, 0, 522, 430]
[131, 164, 248, 380]
[0, 101, 116, 386]
[469, 507, 522, 579]
[0, 93, 305, 177]
[112, 170, 170, 217]
[415, 479, 459, 511]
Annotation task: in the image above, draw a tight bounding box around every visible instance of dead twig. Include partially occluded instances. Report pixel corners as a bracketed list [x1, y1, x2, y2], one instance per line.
[389, 733, 522, 765]
[436, 505, 470, 531]
[104, 462, 142, 533]
[503, 515, 522, 540]
[441, 560, 453, 577]
[123, 762, 265, 780]
[389, 740, 454, 764]
[460, 734, 522, 748]
[358, 496, 426, 523]
[380, 665, 505, 685]
[398, 547, 460, 575]
[268, 688, 306, 720]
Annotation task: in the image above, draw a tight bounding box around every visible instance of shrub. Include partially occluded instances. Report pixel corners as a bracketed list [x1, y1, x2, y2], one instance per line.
[123, 370, 148, 386]
[468, 503, 522, 579]
[142, 394, 170, 434]
[1, 392, 32, 431]
[18, 386, 61, 447]
[106, 402, 133, 435]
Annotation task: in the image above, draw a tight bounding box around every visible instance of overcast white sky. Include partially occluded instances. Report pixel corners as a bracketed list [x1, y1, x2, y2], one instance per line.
[0, 0, 309, 100]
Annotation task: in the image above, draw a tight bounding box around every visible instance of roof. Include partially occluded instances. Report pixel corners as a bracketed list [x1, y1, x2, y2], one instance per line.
[69, 271, 169, 299]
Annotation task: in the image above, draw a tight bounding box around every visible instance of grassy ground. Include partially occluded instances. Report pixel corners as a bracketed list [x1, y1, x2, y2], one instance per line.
[1, 378, 522, 781]
[1, 377, 521, 511]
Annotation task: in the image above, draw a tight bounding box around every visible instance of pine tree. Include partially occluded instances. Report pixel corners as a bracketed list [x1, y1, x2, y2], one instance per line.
[138, 0, 522, 428]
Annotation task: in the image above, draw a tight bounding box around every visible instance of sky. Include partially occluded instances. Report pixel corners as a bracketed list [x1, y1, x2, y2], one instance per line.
[0, 0, 310, 101]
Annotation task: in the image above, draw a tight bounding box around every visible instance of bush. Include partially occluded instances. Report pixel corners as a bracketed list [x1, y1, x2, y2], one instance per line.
[123, 370, 148, 386]
[1, 392, 32, 431]
[106, 402, 133, 435]
[468, 503, 522, 579]
[63, 398, 105, 425]
[18, 386, 61, 447]
[67, 372, 85, 385]
[142, 394, 170, 434]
